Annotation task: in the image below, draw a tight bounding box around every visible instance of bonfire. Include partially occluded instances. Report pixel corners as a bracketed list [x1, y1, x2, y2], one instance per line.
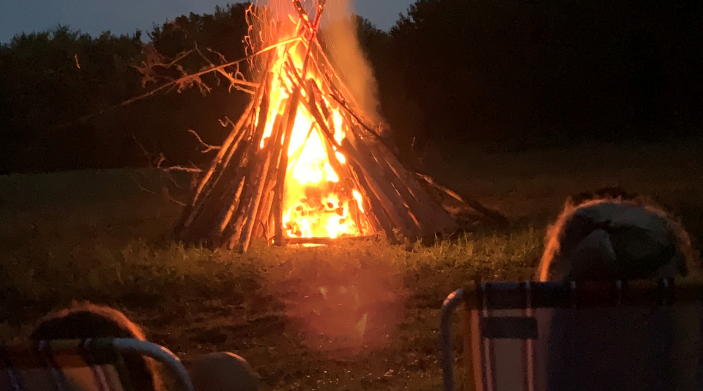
[174, 0, 501, 251]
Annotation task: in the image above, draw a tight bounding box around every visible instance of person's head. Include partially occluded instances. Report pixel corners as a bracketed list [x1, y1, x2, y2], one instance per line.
[537, 188, 698, 281]
[30, 302, 162, 391]
[189, 352, 259, 391]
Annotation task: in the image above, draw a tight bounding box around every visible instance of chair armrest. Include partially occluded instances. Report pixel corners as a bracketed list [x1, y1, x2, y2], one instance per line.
[440, 289, 465, 391]
[113, 338, 194, 391]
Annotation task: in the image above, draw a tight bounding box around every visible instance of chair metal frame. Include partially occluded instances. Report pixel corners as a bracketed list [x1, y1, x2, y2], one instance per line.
[112, 338, 194, 391]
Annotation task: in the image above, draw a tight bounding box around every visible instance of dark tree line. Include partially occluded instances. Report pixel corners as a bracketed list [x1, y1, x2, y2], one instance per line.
[0, 3, 253, 174]
[1, 0, 702, 174]
[374, 0, 703, 158]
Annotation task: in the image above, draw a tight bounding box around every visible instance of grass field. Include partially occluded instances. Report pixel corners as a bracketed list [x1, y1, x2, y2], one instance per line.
[0, 140, 701, 390]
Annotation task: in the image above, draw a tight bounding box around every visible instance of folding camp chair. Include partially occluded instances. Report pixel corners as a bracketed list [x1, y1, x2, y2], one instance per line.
[0, 338, 194, 391]
[440, 280, 703, 391]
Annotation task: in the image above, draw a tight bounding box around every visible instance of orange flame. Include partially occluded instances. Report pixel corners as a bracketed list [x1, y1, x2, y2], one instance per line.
[257, 18, 368, 239]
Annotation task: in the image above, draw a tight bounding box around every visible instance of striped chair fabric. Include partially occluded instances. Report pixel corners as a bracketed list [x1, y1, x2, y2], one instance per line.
[440, 280, 703, 391]
[0, 339, 193, 391]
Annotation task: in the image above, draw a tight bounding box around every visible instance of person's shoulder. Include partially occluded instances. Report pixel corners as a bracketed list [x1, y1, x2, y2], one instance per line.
[190, 352, 259, 391]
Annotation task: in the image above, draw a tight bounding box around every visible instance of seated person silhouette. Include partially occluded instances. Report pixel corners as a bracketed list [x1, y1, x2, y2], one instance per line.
[189, 352, 259, 391]
[537, 187, 696, 281]
[31, 302, 259, 391]
[536, 188, 700, 391]
[31, 302, 163, 391]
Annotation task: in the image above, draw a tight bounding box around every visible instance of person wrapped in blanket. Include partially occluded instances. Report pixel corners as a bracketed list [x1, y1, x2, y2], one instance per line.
[536, 187, 700, 391]
[30, 302, 259, 391]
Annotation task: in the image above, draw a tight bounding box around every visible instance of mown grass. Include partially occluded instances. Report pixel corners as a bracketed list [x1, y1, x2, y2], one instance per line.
[0, 140, 701, 390]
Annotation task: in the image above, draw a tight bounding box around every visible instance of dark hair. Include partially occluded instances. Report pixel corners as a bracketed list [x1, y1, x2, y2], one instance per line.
[30, 302, 162, 391]
[566, 186, 640, 207]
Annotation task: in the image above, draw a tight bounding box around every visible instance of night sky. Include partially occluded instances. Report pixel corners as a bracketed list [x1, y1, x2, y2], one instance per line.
[0, 0, 415, 43]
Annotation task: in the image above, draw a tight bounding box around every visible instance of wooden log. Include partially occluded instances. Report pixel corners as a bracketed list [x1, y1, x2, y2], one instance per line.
[252, 154, 282, 242]
[346, 158, 396, 240]
[192, 97, 255, 203]
[290, 0, 326, 75]
[226, 106, 287, 250]
[201, 73, 276, 245]
[237, 72, 275, 242]
[348, 196, 365, 235]
[328, 135, 404, 238]
[176, 69, 274, 241]
[343, 134, 420, 240]
[240, 71, 273, 160]
[189, 65, 271, 206]
[346, 162, 384, 236]
[416, 173, 509, 227]
[256, 120, 311, 240]
[283, 235, 378, 246]
[218, 168, 256, 242]
[253, 184, 275, 239]
[267, 111, 289, 246]
[340, 111, 449, 233]
[273, 87, 302, 246]
[185, 163, 249, 245]
[209, 172, 247, 245]
[175, 112, 252, 236]
[237, 162, 271, 240]
[223, 176, 256, 250]
[216, 116, 253, 182]
[223, 149, 271, 250]
[313, 104, 420, 239]
[380, 144, 452, 213]
[372, 155, 427, 233]
[390, 167, 459, 234]
[238, 137, 277, 252]
[184, 135, 248, 228]
[365, 136, 459, 237]
[222, 94, 286, 249]
[177, 138, 251, 243]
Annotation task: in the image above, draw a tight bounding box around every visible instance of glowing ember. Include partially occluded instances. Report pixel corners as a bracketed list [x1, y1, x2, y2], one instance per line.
[256, 17, 368, 240]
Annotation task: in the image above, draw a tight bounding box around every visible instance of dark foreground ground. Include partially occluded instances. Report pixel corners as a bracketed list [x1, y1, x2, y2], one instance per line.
[0, 141, 701, 390]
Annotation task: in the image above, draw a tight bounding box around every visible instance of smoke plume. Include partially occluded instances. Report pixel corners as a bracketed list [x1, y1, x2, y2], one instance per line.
[320, 0, 381, 123]
[257, 0, 381, 123]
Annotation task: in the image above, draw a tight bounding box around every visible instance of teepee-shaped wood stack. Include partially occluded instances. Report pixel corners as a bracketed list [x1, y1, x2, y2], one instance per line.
[175, 0, 494, 252]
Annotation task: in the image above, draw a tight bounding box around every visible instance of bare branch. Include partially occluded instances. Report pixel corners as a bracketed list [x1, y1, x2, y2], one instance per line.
[131, 134, 153, 162]
[130, 174, 158, 195]
[50, 38, 300, 131]
[161, 166, 203, 173]
[219, 116, 235, 128]
[166, 193, 187, 206]
[162, 169, 185, 189]
[187, 129, 221, 153]
[159, 185, 187, 207]
[156, 153, 203, 173]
